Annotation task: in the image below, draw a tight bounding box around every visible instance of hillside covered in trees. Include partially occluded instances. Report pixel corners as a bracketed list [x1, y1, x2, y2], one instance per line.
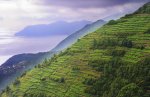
[1, 2, 150, 97]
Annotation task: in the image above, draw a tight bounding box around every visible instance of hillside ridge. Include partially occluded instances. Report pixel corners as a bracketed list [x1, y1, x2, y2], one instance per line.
[0, 19, 106, 92]
[1, 2, 150, 97]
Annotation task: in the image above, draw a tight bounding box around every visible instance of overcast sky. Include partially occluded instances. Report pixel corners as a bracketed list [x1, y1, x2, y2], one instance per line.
[0, 0, 149, 36]
[0, 0, 149, 65]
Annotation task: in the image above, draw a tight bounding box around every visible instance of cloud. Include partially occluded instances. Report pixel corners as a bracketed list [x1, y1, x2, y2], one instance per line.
[0, 0, 148, 36]
[0, 0, 149, 62]
[0, 36, 67, 55]
[0, 17, 3, 21]
[35, 0, 150, 8]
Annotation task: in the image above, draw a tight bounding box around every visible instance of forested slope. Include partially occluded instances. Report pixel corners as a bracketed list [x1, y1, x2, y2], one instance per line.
[1, 2, 150, 97]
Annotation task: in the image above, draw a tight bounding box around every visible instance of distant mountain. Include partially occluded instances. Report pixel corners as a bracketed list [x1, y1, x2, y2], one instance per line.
[51, 20, 106, 52]
[1, 53, 48, 68]
[0, 52, 53, 91]
[1, 2, 150, 97]
[0, 19, 106, 92]
[15, 21, 92, 37]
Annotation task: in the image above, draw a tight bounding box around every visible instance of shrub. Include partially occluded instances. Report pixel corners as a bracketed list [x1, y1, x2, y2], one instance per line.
[21, 71, 27, 77]
[84, 87, 96, 95]
[108, 78, 129, 97]
[104, 57, 124, 77]
[121, 38, 133, 48]
[83, 78, 96, 85]
[124, 14, 133, 18]
[91, 38, 119, 49]
[23, 93, 47, 97]
[72, 67, 80, 71]
[138, 55, 150, 66]
[59, 77, 65, 83]
[37, 64, 42, 68]
[88, 59, 108, 72]
[115, 32, 136, 38]
[51, 78, 59, 82]
[13, 79, 20, 86]
[110, 49, 126, 57]
[139, 45, 145, 50]
[100, 38, 119, 47]
[92, 39, 98, 49]
[117, 83, 144, 97]
[41, 77, 46, 81]
[135, 44, 145, 50]
[107, 20, 118, 25]
[6, 86, 11, 92]
[144, 29, 150, 34]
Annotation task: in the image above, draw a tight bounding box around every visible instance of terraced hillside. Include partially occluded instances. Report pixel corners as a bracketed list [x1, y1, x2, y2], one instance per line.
[0, 19, 105, 92]
[1, 2, 150, 97]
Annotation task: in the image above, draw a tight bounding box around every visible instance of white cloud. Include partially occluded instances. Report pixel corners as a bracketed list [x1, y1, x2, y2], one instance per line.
[0, 0, 146, 36]
[0, 0, 52, 36]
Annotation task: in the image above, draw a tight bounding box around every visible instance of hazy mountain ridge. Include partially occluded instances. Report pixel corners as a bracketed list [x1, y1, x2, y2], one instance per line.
[15, 20, 92, 37]
[1, 52, 47, 67]
[0, 52, 53, 91]
[0, 19, 106, 92]
[1, 2, 149, 97]
[51, 20, 106, 52]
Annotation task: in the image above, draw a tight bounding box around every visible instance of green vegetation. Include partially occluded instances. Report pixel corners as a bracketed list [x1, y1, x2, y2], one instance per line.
[144, 28, 150, 34]
[135, 2, 150, 14]
[107, 20, 118, 25]
[13, 79, 20, 86]
[1, 3, 150, 97]
[121, 38, 133, 48]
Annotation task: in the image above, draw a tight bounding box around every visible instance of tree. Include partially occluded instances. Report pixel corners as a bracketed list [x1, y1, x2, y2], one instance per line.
[59, 77, 65, 83]
[107, 20, 118, 25]
[110, 49, 126, 57]
[144, 29, 150, 34]
[117, 83, 144, 97]
[108, 78, 129, 97]
[13, 79, 20, 86]
[6, 86, 10, 92]
[92, 39, 98, 49]
[121, 39, 133, 48]
[83, 78, 96, 85]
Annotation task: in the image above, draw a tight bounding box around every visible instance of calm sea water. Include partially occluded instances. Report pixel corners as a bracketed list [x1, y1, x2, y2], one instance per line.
[0, 35, 67, 65]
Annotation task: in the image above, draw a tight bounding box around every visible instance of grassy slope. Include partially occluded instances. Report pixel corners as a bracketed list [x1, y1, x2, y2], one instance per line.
[1, 3, 150, 97]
